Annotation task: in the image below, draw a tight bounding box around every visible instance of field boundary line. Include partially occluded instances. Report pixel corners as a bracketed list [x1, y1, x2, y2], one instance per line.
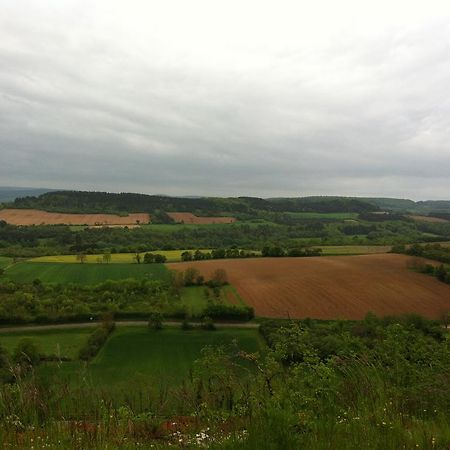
[0, 320, 259, 333]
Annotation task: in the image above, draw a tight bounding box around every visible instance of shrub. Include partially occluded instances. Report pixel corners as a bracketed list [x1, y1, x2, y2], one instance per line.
[181, 318, 194, 330]
[13, 339, 40, 367]
[148, 312, 163, 330]
[203, 304, 255, 321]
[201, 316, 216, 330]
[79, 320, 115, 361]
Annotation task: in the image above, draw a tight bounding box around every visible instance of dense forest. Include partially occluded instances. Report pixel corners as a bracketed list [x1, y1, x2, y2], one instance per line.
[6, 191, 380, 215]
[5, 190, 450, 217]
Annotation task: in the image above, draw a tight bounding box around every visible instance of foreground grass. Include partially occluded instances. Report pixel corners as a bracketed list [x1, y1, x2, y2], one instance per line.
[0, 327, 91, 359]
[4, 262, 169, 284]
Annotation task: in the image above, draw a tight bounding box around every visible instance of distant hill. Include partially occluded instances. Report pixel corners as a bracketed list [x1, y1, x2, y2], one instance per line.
[5, 191, 379, 215]
[5, 190, 449, 217]
[362, 197, 450, 214]
[0, 186, 55, 203]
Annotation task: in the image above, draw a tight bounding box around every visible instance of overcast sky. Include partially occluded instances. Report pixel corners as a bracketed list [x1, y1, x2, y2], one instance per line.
[1, 0, 450, 199]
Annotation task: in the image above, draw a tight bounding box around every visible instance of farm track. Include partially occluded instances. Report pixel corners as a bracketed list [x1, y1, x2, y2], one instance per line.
[168, 254, 450, 320]
[0, 321, 259, 333]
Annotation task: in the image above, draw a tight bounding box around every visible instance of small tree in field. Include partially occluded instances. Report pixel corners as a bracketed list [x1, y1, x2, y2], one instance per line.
[148, 312, 163, 330]
[76, 253, 87, 264]
[184, 267, 200, 286]
[134, 253, 142, 264]
[212, 268, 228, 285]
[103, 252, 112, 264]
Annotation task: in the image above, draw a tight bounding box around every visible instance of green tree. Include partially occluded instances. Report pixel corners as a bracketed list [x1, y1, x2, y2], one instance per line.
[143, 252, 155, 264]
[148, 312, 163, 330]
[76, 253, 87, 264]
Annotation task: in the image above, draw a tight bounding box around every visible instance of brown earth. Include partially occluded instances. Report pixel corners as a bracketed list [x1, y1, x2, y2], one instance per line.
[168, 254, 450, 320]
[167, 212, 236, 224]
[408, 215, 448, 223]
[0, 209, 150, 226]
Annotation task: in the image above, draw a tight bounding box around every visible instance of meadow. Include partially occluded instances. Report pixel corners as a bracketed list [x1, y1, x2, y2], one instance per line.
[4, 262, 170, 284]
[285, 211, 359, 219]
[179, 285, 244, 316]
[30, 249, 213, 263]
[0, 327, 92, 359]
[318, 244, 391, 255]
[0, 257, 11, 269]
[29, 326, 263, 389]
[86, 326, 262, 386]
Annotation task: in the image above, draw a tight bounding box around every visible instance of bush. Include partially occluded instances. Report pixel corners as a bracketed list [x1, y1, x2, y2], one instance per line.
[148, 312, 163, 330]
[203, 303, 255, 321]
[13, 339, 40, 367]
[79, 320, 115, 361]
[181, 318, 194, 330]
[201, 316, 216, 330]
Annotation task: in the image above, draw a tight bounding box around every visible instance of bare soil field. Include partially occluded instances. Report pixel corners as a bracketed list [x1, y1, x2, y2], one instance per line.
[408, 215, 448, 223]
[168, 254, 450, 320]
[167, 212, 236, 224]
[0, 209, 150, 226]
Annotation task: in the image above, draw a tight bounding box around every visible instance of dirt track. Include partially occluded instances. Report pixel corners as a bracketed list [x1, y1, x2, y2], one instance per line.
[168, 254, 450, 320]
[0, 209, 150, 226]
[167, 212, 235, 224]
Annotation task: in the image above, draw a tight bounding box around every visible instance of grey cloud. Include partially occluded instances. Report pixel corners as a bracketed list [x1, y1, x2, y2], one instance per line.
[0, 1, 449, 199]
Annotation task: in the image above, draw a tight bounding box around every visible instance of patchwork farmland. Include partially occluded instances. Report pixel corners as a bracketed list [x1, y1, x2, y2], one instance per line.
[168, 254, 450, 320]
[0, 208, 150, 226]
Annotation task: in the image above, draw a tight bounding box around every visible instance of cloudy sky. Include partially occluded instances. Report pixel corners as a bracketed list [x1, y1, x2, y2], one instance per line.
[1, 0, 450, 199]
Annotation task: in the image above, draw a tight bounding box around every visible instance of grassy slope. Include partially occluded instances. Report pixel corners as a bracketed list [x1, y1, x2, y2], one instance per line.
[0, 328, 91, 358]
[4, 262, 169, 284]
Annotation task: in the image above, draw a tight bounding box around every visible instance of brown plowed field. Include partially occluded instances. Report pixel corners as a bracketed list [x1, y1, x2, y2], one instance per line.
[0, 209, 150, 226]
[167, 212, 236, 224]
[408, 215, 448, 223]
[168, 254, 450, 319]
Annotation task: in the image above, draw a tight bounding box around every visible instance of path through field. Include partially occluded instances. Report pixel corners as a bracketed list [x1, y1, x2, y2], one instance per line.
[168, 254, 450, 319]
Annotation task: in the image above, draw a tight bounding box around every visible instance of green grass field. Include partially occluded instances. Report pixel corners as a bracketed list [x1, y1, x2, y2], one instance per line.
[0, 257, 11, 269]
[179, 285, 244, 316]
[285, 212, 359, 220]
[0, 327, 92, 358]
[38, 326, 263, 388]
[30, 249, 213, 264]
[318, 245, 391, 255]
[180, 286, 211, 316]
[4, 262, 169, 284]
[88, 327, 263, 385]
